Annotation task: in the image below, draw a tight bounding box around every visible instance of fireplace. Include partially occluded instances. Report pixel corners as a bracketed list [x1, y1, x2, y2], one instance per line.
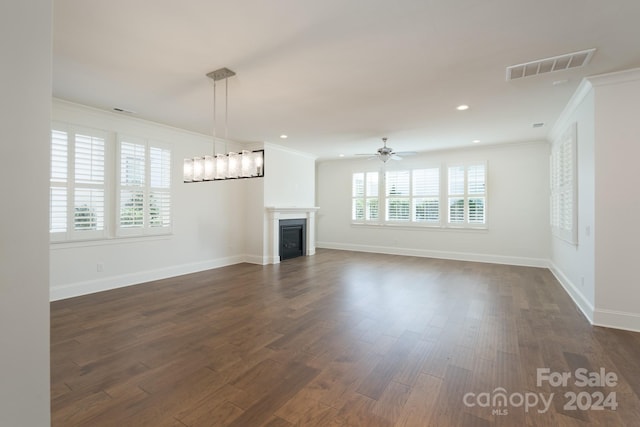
[266, 207, 319, 264]
[279, 219, 306, 261]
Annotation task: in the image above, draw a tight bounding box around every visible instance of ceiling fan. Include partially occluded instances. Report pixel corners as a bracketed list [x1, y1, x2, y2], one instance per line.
[356, 137, 417, 163]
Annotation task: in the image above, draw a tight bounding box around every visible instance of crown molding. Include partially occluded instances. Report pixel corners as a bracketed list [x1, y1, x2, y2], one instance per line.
[587, 67, 640, 87]
[263, 141, 317, 160]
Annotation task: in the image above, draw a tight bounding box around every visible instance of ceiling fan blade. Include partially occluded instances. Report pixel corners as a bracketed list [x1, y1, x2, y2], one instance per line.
[391, 154, 402, 160]
[395, 151, 418, 156]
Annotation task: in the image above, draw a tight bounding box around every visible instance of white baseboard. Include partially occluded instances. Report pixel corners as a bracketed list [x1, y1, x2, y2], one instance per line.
[243, 254, 269, 265]
[316, 241, 549, 268]
[50, 255, 245, 301]
[593, 309, 640, 333]
[548, 262, 595, 324]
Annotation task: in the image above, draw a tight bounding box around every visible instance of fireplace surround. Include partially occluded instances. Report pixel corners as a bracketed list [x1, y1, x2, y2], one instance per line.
[266, 207, 319, 264]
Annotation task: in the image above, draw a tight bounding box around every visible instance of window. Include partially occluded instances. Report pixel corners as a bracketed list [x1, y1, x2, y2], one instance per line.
[384, 169, 440, 223]
[447, 164, 486, 226]
[117, 136, 172, 236]
[50, 124, 107, 241]
[50, 123, 172, 242]
[413, 168, 440, 223]
[550, 123, 577, 244]
[351, 162, 485, 229]
[386, 170, 410, 221]
[352, 172, 379, 222]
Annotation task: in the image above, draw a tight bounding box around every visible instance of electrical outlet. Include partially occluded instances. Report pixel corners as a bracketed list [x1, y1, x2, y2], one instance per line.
[97, 263, 104, 273]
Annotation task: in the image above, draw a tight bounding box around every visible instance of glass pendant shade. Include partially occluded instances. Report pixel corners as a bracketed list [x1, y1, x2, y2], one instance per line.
[203, 155, 215, 181]
[240, 150, 253, 177]
[227, 152, 239, 178]
[192, 157, 205, 181]
[215, 154, 227, 179]
[183, 158, 194, 182]
[253, 151, 264, 176]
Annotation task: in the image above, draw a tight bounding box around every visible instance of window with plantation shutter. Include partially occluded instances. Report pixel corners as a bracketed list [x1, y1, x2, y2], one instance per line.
[49, 124, 107, 241]
[550, 123, 577, 244]
[50, 122, 172, 242]
[448, 166, 465, 224]
[386, 170, 410, 221]
[117, 136, 172, 236]
[74, 133, 105, 233]
[351, 162, 485, 229]
[50, 129, 68, 238]
[413, 168, 439, 223]
[352, 172, 379, 222]
[447, 163, 486, 226]
[149, 146, 172, 228]
[119, 140, 145, 230]
[467, 164, 486, 224]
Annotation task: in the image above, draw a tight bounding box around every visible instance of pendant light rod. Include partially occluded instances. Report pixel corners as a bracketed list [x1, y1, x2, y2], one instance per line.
[225, 77, 229, 142]
[185, 67, 264, 183]
[212, 78, 217, 154]
[206, 68, 235, 152]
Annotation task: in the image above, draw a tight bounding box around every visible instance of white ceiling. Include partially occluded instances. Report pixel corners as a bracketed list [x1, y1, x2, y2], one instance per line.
[53, 0, 640, 160]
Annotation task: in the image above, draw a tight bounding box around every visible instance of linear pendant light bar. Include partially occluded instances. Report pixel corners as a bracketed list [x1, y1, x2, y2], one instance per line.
[183, 68, 264, 183]
[183, 149, 264, 182]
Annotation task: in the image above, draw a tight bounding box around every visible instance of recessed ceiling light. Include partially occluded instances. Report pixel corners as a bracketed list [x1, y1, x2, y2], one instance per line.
[339, 154, 345, 157]
[472, 139, 481, 144]
[456, 105, 470, 111]
[280, 134, 288, 139]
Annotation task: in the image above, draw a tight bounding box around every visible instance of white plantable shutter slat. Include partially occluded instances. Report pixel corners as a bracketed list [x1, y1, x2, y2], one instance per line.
[74, 188, 105, 231]
[413, 168, 440, 222]
[448, 166, 465, 195]
[353, 173, 364, 198]
[120, 141, 146, 186]
[75, 133, 105, 184]
[386, 170, 410, 221]
[50, 187, 67, 233]
[51, 130, 68, 183]
[149, 145, 171, 229]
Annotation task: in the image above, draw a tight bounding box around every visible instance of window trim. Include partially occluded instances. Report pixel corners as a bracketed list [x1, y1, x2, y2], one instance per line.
[446, 162, 487, 228]
[50, 122, 111, 242]
[50, 122, 173, 244]
[116, 134, 172, 237]
[351, 161, 487, 230]
[550, 123, 577, 244]
[352, 171, 380, 223]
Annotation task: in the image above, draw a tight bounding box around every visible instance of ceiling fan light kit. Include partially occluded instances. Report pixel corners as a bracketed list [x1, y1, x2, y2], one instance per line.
[356, 137, 417, 163]
[183, 67, 264, 183]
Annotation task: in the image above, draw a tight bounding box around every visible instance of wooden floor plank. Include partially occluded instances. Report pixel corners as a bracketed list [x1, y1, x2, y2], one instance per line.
[50, 249, 640, 426]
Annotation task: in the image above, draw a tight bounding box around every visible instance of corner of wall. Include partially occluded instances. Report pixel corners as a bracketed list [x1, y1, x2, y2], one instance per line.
[548, 261, 594, 324]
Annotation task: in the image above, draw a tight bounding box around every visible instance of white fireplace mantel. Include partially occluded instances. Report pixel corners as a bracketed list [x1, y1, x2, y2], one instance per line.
[266, 206, 319, 264]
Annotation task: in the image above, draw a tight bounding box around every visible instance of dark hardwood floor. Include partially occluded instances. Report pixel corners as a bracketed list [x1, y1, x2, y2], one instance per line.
[51, 249, 640, 426]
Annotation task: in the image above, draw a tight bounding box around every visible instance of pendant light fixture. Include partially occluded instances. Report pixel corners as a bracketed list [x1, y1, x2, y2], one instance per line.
[183, 68, 264, 183]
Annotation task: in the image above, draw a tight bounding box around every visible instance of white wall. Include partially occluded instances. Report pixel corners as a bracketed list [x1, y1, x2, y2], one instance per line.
[50, 100, 247, 299]
[0, 0, 51, 425]
[549, 68, 640, 332]
[317, 141, 550, 266]
[592, 71, 640, 331]
[259, 144, 317, 263]
[549, 84, 596, 322]
[264, 143, 317, 207]
[244, 175, 266, 264]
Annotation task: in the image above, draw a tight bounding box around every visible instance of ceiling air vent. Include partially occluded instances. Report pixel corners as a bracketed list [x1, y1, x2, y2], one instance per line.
[506, 48, 596, 81]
